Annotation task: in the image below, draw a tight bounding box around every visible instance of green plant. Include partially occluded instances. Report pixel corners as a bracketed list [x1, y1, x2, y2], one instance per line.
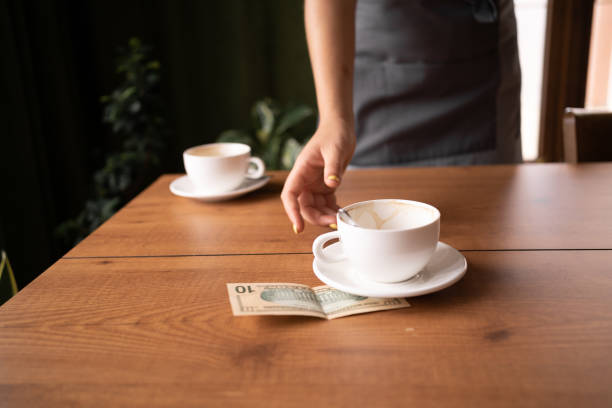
[217, 98, 315, 170]
[0, 250, 18, 304]
[56, 38, 167, 248]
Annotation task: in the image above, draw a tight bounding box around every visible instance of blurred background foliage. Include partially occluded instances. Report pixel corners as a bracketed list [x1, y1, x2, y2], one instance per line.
[0, 251, 18, 306]
[0, 0, 316, 287]
[218, 99, 315, 170]
[56, 38, 168, 247]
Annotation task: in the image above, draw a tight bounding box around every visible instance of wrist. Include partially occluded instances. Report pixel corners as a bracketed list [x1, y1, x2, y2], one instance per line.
[318, 112, 355, 132]
[313, 116, 356, 150]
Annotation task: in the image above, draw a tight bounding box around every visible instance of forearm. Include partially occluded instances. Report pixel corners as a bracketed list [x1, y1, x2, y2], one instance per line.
[304, 0, 356, 128]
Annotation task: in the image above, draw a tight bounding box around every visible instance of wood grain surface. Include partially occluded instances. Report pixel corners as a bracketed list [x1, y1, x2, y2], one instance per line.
[65, 163, 612, 258]
[1, 252, 612, 407]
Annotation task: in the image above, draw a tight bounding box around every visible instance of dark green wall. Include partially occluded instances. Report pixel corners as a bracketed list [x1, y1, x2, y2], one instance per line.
[0, 0, 315, 287]
[84, 1, 316, 160]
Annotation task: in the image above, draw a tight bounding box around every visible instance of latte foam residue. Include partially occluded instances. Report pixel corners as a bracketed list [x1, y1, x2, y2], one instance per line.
[348, 201, 436, 230]
[186, 143, 250, 158]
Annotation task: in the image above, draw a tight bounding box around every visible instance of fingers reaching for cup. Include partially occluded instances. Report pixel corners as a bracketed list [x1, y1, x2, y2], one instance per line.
[281, 162, 339, 233]
[280, 121, 354, 233]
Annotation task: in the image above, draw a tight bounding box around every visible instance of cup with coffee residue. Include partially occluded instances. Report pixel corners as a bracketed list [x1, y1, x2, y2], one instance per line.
[183, 143, 265, 193]
[313, 199, 440, 283]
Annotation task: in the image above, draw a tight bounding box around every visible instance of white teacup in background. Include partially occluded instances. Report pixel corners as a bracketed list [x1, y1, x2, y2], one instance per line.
[313, 199, 440, 283]
[183, 143, 265, 193]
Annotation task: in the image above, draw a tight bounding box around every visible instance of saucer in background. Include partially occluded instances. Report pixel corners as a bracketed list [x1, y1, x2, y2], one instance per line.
[170, 175, 270, 202]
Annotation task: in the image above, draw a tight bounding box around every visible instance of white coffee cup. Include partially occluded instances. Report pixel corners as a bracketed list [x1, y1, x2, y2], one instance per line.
[183, 143, 265, 193]
[313, 199, 440, 283]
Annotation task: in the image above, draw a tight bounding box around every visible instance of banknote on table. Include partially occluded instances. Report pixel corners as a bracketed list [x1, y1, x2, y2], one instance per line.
[227, 283, 410, 320]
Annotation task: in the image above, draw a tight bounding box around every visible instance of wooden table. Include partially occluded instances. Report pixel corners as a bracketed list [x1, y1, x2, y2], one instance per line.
[2, 164, 612, 407]
[66, 163, 612, 257]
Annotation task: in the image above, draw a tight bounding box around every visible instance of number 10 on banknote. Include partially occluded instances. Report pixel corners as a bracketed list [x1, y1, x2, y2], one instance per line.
[227, 283, 410, 320]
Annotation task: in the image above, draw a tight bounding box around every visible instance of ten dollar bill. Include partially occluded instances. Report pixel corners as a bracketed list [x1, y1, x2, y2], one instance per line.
[227, 283, 410, 320]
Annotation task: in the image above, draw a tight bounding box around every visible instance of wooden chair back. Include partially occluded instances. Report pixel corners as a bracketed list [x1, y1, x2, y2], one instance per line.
[563, 108, 612, 163]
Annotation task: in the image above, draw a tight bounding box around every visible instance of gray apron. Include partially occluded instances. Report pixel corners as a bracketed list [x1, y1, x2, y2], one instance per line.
[352, 0, 522, 166]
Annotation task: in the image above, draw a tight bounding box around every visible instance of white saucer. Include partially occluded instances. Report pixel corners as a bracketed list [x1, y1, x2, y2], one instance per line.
[313, 241, 467, 298]
[169, 175, 270, 202]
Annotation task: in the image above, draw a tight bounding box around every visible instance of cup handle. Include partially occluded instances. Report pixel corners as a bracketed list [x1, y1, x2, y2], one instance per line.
[246, 157, 265, 179]
[312, 231, 346, 263]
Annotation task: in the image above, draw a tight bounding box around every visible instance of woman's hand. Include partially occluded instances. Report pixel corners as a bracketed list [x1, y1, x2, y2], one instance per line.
[283, 0, 357, 233]
[281, 120, 355, 233]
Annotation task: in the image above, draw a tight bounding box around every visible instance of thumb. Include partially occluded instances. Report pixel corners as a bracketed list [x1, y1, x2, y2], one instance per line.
[323, 146, 344, 188]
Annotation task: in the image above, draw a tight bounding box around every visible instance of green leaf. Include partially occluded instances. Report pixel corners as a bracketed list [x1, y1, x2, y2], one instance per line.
[217, 129, 255, 147]
[101, 197, 121, 220]
[0, 251, 18, 304]
[146, 60, 160, 70]
[146, 73, 159, 84]
[129, 101, 142, 113]
[252, 100, 275, 145]
[281, 138, 304, 170]
[119, 86, 136, 101]
[266, 132, 285, 170]
[104, 105, 119, 123]
[129, 37, 141, 49]
[274, 104, 313, 137]
[112, 120, 125, 133]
